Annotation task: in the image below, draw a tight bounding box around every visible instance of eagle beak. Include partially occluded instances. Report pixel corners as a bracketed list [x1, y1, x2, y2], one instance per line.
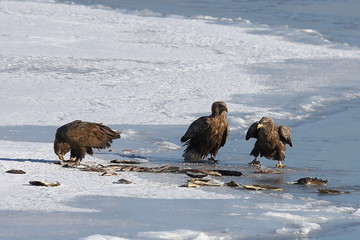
[225, 107, 228, 112]
[57, 154, 64, 161]
[257, 123, 264, 129]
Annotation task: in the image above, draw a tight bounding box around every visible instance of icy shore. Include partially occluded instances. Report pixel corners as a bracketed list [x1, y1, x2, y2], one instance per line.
[0, 0, 359, 239]
[0, 103, 359, 239]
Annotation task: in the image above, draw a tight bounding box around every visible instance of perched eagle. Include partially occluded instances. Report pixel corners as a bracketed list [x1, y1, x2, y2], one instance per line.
[245, 117, 292, 168]
[180, 101, 229, 161]
[54, 120, 121, 162]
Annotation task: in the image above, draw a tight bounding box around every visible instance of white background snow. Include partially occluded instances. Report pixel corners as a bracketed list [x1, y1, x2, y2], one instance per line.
[0, 0, 360, 239]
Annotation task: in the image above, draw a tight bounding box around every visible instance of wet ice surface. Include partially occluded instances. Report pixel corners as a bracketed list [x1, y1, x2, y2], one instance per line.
[0, 104, 359, 240]
[64, 0, 360, 47]
[0, 0, 360, 239]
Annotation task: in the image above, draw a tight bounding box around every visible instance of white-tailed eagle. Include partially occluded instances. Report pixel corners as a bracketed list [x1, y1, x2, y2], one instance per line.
[246, 117, 292, 168]
[54, 120, 120, 162]
[181, 101, 229, 161]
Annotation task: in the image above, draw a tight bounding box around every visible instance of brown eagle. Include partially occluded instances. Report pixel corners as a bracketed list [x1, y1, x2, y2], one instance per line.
[245, 117, 292, 168]
[180, 101, 229, 161]
[54, 120, 121, 162]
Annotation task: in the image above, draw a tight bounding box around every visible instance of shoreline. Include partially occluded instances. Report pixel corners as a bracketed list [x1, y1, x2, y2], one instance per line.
[0, 1, 359, 239]
[60, 0, 360, 47]
[0, 102, 359, 239]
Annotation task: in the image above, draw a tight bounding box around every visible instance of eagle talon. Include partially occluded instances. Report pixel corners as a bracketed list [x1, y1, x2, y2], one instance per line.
[276, 162, 286, 168]
[248, 159, 261, 166]
[61, 159, 80, 165]
[69, 157, 81, 165]
[208, 157, 219, 163]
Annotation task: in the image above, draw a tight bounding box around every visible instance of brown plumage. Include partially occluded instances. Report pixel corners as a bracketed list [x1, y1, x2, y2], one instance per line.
[245, 117, 292, 168]
[181, 101, 229, 161]
[54, 120, 120, 162]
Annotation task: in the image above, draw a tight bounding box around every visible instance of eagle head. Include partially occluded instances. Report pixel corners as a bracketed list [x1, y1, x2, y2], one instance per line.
[212, 101, 228, 115]
[257, 117, 274, 130]
[54, 139, 71, 161]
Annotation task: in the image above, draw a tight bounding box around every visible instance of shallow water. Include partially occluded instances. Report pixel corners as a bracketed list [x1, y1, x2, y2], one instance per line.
[1, 0, 359, 239]
[0, 102, 359, 239]
[62, 0, 360, 47]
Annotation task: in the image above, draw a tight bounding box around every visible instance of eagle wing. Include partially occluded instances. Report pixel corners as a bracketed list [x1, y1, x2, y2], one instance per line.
[245, 121, 259, 140]
[180, 116, 210, 143]
[66, 121, 120, 148]
[221, 124, 229, 147]
[278, 125, 292, 147]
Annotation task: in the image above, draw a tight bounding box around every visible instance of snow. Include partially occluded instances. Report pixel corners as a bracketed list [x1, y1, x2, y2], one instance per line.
[81, 235, 129, 240]
[1, 0, 359, 127]
[81, 231, 232, 240]
[0, 139, 240, 213]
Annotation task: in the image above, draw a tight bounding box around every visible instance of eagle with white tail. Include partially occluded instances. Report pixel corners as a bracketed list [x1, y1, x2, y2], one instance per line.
[181, 101, 229, 162]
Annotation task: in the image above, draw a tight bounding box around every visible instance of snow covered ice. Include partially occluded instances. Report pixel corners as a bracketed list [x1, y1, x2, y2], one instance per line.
[1, 0, 360, 127]
[0, 0, 360, 239]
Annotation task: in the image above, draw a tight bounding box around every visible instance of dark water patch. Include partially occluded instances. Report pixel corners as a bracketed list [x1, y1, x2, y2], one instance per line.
[58, 0, 360, 47]
[0, 125, 57, 143]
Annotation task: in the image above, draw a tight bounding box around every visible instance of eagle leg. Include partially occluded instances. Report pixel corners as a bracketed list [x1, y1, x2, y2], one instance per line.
[248, 158, 261, 166]
[69, 157, 81, 165]
[207, 154, 219, 163]
[276, 161, 286, 168]
[208, 157, 219, 163]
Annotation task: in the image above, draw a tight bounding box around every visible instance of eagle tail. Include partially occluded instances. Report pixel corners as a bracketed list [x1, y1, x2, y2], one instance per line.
[103, 127, 121, 141]
[182, 148, 204, 161]
[112, 130, 121, 139]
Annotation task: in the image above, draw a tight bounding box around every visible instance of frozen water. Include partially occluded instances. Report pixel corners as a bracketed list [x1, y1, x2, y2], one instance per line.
[0, 0, 360, 239]
[1, 0, 359, 127]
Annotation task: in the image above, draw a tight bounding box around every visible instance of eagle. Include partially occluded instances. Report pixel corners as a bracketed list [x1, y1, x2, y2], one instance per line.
[180, 101, 229, 162]
[245, 117, 292, 168]
[54, 120, 121, 162]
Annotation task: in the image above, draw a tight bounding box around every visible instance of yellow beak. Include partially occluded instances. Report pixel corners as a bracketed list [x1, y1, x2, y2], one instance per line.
[257, 123, 264, 129]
